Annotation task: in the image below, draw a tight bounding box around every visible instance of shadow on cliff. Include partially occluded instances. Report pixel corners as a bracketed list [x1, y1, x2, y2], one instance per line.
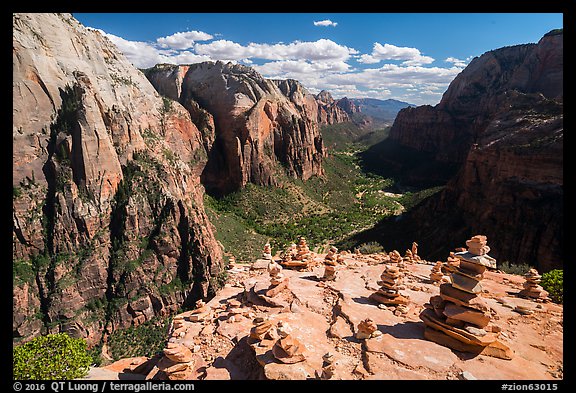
[340, 190, 471, 264]
[358, 138, 460, 191]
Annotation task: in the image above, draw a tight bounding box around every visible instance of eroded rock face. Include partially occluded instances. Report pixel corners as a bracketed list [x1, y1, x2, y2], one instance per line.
[355, 30, 563, 271]
[386, 30, 562, 185]
[13, 13, 223, 344]
[145, 64, 325, 196]
[314, 90, 354, 125]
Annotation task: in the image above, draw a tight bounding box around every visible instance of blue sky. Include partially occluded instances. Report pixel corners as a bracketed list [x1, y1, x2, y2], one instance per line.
[74, 13, 562, 105]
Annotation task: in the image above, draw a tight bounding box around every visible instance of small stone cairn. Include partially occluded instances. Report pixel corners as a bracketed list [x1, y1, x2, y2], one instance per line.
[188, 299, 211, 322]
[444, 252, 461, 273]
[262, 242, 273, 260]
[519, 268, 549, 301]
[322, 246, 339, 281]
[161, 342, 197, 379]
[369, 264, 410, 312]
[430, 261, 451, 284]
[404, 242, 423, 263]
[266, 259, 289, 297]
[420, 235, 512, 360]
[355, 318, 382, 339]
[281, 237, 312, 269]
[268, 259, 285, 286]
[318, 352, 336, 379]
[249, 317, 306, 364]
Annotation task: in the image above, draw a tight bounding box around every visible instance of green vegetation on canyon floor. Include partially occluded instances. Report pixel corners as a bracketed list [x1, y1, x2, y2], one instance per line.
[205, 127, 442, 262]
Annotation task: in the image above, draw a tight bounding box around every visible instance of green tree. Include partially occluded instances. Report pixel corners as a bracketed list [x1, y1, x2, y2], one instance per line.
[541, 269, 563, 304]
[13, 333, 92, 380]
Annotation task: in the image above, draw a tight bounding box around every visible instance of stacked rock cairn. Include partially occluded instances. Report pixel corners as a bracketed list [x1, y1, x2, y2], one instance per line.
[322, 246, 339, 281]
[420, 235, 512, 360]
[188, 299, 211, 322]
[281, 237, 311, 269]
[249, 317, 306, 364]
[404, 242, 422, 263]
[262, 242, 273, 260]
[519, 268, 549, 301]
[369, 264, 410, 314]
[430, 261, 451, 284]
[295, 237, 311, 261]
[268, 259, 285, 286]
[355, 318, 382, 339]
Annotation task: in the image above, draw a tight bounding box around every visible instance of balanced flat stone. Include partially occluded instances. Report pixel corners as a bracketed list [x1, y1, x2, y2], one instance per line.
[424, 327, 512, 360]
[454, 252, 497, 268]
[458, 259, 487, 275]
[439, 283, 490, 312]
[420, 309, 497, 346]
[443, 303, 491, 328]
[451, 272, 483, 294]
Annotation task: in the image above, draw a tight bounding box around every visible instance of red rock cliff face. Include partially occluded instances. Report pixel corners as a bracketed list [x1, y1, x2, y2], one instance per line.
[145, 64, 325, 196]
[313, 89, 353, 125]
[13, 13, 223, 345]
[388, 31, 562, 184]
[411, 91, 562, 272]
[354, 31, 563, 271]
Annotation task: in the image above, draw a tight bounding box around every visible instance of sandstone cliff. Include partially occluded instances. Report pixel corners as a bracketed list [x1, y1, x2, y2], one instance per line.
[314, 90, 354, 125]
[353, 30, 563, 271]
[145, 64, 325, 196]
[380, 30, 563, 185]
[13, 13, 223, 345]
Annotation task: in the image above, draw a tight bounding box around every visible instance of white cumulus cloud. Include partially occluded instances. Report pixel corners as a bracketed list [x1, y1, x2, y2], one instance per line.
[156, 30, 213, 50]
[313, 19, 338, 27]
[89, 26, 464, 105]
[91, 28, 212, 68]
[445, 56, 469, 68]
[358, 43, 434, 66]
[194, 39, 357, 62]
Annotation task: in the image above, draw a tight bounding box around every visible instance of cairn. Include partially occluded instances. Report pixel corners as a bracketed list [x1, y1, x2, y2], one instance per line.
[262, 243, 273, 260]
[225, 298, 245, 322]
[281, 237, 311, 269]
[389, 250, 402, 264]
[369, 265, 409, 311]
[295, 236, 311, 261]
[404, 242, 422, 264]
[420, 235, 512, 360]
[318, 352, 336, 379]
[444, 252, 461, 273]
[519, 268, 549, 301]
[188, 299, 211, 322]
[430, 261, 451, 284]
[161, 342, 196, 379]
[268, 259, 285, 286]
[249, 317, 278, 342]
[266, 259, 289, 297]
[272, 334, 307, 364]
[355, 318, 382, 339]
[322, 246, 339, 281]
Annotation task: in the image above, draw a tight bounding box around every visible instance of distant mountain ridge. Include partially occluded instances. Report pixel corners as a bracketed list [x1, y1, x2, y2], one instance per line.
[347, 98, 416, 121]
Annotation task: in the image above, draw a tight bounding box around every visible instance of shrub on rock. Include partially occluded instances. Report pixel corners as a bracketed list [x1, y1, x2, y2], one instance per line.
[13, 333, 92, 379]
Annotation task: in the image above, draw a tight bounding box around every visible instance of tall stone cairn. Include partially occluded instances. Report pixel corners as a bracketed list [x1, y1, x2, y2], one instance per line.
[419, 235, 513, 360]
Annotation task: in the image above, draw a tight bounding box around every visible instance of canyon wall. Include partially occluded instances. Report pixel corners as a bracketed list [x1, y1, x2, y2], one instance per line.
[13, 13, 224, 345]
[145, 64, 327, 196]
[354, 30, 563, 271]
